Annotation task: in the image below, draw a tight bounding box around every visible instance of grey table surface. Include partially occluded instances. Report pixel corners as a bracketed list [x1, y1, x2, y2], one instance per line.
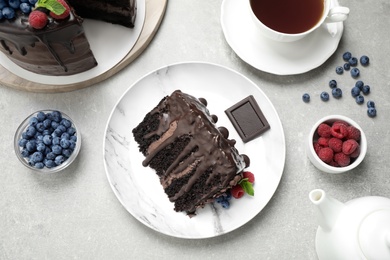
[1, 0, 389, 259]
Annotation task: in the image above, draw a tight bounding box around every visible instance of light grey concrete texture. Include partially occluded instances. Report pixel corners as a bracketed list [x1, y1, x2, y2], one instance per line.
[1, 0, 389, 259]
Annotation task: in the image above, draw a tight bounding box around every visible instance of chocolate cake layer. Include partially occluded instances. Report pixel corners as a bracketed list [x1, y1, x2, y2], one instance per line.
[0, 11, 97, 76]
[68, 0, 137, 28]
[133, 90, 249, 215]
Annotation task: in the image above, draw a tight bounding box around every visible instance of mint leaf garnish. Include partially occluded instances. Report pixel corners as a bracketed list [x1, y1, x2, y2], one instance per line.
[239, 179, 254, 196]
[36, 0, 66, 15]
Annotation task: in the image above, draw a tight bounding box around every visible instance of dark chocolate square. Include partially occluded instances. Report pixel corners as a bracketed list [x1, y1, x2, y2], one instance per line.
[225, 95, 270, 143]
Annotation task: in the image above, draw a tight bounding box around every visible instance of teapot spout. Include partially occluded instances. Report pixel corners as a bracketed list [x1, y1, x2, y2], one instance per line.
[309, 189, 344, 231]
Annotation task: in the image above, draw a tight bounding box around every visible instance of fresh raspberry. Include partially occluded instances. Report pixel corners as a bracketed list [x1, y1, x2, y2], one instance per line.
[313, 142, 322, 154]
[333, 120, 348, 127]
[334, 152, 351, 167]
[342, 139, 359, 155]
[318, 147, 334, 164]
[317, 123, 331, 138]
[331, 123, 348, 139]
[328, 137, 343, 153]
[346, 125, 361, 141]
[329, 160, 339, 167]
[243, 171, 255, 184]
[317, 137, 329, 147]
[50, 0, 70, 20]
[28, 10, 48, 29]
[231, 185, 245, 199]
[350, 145, 361, 158]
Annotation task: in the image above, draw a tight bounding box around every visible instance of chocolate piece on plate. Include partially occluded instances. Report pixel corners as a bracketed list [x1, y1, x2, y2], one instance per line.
[225, 95, 270, 143]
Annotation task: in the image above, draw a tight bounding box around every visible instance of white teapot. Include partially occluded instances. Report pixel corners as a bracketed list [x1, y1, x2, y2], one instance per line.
[309, 189, 390, 260]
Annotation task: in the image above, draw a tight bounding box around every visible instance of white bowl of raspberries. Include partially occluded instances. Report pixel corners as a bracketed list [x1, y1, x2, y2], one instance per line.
[307, 115, 367, 174]
[14, 110, 81, 173]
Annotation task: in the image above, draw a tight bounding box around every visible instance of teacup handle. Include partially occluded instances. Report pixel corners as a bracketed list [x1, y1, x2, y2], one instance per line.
[325, 6, 350, 23]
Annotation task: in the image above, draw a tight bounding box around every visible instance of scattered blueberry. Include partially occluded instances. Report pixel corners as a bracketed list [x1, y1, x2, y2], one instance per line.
[342, 51, 352, 62]
[320, 92, 329, 101]
[348, 57, 358, 67]
[220, 200, 230, 209]
[367, 107, 377, 118]
[367, 100, 375, 108]
[343, 63, 350, 71]
[356, 95, 364, 104]
[350, 68, 360, 78]
[360, 55, 370, 66]
[351, 86, 361, 97]
[19, 2, 31, 14]
[362, 85, 370, 95]
[332, 88, 342, 98]
[302, 93, 310, 103]
[329, 80, 337, 88]
[335, 66, 344, 75]
[17, 111, 77, 170]
[2, 7, 15, 19]
[355, 80, 364, 90]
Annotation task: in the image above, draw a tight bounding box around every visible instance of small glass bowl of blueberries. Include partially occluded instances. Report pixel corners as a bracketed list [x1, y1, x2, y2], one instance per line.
[14, 110, 81, 173]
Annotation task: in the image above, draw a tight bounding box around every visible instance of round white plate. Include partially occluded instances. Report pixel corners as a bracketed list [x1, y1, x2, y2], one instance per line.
[103, 62, 286, 238]
[221, 0, 344, 75]
[0, 0, 145, 85]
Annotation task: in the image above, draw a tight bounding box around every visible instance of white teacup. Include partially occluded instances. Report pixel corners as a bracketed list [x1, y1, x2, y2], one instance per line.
[249, 0, 350, 42]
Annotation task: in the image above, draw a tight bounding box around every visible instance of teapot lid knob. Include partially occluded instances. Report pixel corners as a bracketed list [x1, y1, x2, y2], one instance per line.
[358, 209, 390, 259]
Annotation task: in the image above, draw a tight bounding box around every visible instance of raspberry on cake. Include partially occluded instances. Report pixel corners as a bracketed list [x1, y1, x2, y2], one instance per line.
[132, 90, 250, 216]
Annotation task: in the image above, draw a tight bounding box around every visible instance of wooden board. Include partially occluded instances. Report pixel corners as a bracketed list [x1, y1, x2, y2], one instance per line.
[0, 0, 168, 93]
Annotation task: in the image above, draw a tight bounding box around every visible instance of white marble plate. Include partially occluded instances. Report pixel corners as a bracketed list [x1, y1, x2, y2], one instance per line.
[0, 0, 145, 85]
[103, 62, 286, 238]
[221, 0, 344, 75]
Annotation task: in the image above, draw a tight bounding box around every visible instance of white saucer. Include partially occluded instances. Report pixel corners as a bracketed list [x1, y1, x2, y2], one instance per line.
[0, 0, 145, 85]
[221, 0, 344, 75]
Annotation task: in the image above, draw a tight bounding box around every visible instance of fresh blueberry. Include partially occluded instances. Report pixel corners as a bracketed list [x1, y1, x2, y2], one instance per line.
[8, 0, 20, 9]
[220, 199, 230, 209]
[351, 68, 360, 78]
[343, 63, 350, 71]
[28, 0, 37, 5]
[351, 86, 361, 97]
[329, 80, 337, 88]
[29, 117, 39, 126]
[21, 149, 30, 158]
[44, 159, 56, 168]
[25, 125, 37, 137]
[51, 121, 59, 129]
[18, 138, 28, 147]
[367, 107, 377, 118]
[60, 138, 70, 149]
[67, 127, 76, 136]
[34, 162, 45, 169]
[35, 122, 45, 132]
[360, 55, 370, 66]
[225, 191, 232, 200]
[355, 80, 364, 90]
[20, 0, 29, 2]
[60, 118, 72, 128]
[26, 140, 36, 152]
[52, 136, 60, 145]
[342, 51, 352, 61]
[35, 134, 43, 143]
[320, 92, 329, 101]
[30, 151, 43, 163]
[52, 145, 62, 155]
[70, 135, 77, 142]
[61, 132, 70, 140]
[0, 0, 8, 9]
[348, 57, 358, 67]
[367, 100, 375, 108]
[332, 88, 342, 98]
[19, 2, 31, 14]
[69, 140, 76, 150]
[302, 93, 310, 103]
[42, 118, 51, 129]
[356, 95, 364, 104]
[51, 111, 62, 123]
[43, 135, 52, 145]
[62, 149, 72, 158]
[46, 152, 56, 160]
[362, 85, 370, 95]
[335, 66, 344, 75]
[36, 142, 46, 152]
[57, 124, 67, 134]
[215, 196, 225, 203]
[54, 155, 65, 166]
[52, 128, 63, 137]
[36, 111, 46, 122]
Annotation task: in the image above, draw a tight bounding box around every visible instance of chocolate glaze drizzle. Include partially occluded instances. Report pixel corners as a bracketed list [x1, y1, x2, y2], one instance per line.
[142, 90, 248, 214]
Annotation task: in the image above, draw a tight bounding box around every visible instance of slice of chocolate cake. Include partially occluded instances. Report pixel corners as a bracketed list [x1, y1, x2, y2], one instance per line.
[132, 90, 250, 216]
